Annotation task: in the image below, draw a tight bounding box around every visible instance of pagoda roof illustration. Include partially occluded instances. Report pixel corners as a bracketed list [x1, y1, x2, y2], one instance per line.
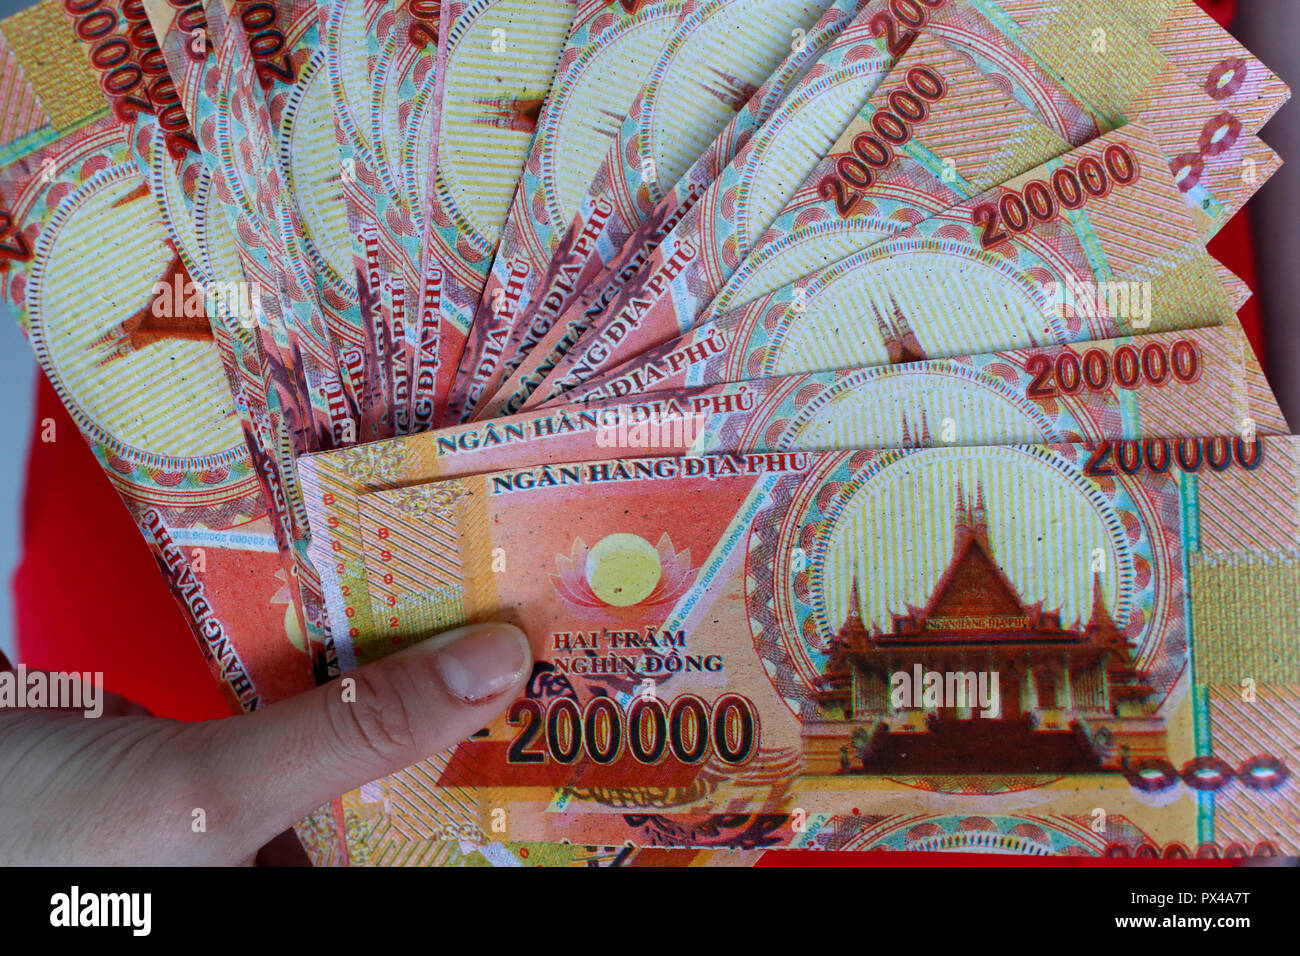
[703, 67, 759, 112]
[473, 96, 546, 133]
[813, 486, 1159, 770]
[899, 409, 933, 448]
[872, 294, 928, 364]
[830, 482, 1135, 654]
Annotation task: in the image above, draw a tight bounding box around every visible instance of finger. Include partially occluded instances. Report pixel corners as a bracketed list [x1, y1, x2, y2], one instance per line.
[95, 691, 153, 718]
[196, 622, 532, 846]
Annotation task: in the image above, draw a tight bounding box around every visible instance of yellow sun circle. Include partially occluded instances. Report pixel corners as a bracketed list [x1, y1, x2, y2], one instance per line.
[585, 534, 663, 607]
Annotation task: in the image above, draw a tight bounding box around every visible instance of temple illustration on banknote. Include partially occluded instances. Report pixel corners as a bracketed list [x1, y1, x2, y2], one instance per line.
[807, 483, 1160, 776]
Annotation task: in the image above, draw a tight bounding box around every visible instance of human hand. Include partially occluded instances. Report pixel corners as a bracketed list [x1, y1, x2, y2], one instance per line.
[0, 622, 532, 865]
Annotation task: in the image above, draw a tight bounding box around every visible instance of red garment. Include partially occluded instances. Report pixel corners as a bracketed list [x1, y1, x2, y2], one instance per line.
[7, 2, 1267, 872]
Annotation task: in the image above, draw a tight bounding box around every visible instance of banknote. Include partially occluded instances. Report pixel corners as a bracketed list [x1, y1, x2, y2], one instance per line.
[1153, 1, 1290, 133]
[445, 0, 841, 423]
[488, 0, 1282, 418]
[252, 0, 374, 435]
[567, 290, 1263, 408]
[322, 0, 443, 439]
[372, 0, 442, 226]
[209, 0, 377, 442]
[406, 0, 575, 431]
[352, 433, 1300, 853]
[468, 0, 894, 423]
[986, 3, 1287, 243]
[499, 2, 906, 413]
[1215, 260, 1253, 314]
[421, 0, 685, 425]
[301, 790, 764, 864]
[524, 14, 1279, 408]
[34, 0, 321, 696]
[1005, 0, 1290, 136]
[457, 0, 867, 419]
[57, 1, 284, 487]
[381, 0, 443, 435]
[84, 0, 313, 509]
[143, 0, 355, 456]
[483, 0, 1120, 416]
[499, 1, 1287, 409]
[49, 0, 325, 688]
[701, 51, 1278, 327]
[646, 29, 1085, 329]
[216, 0, 407, 671]
[0, 13, 310, 706]
[142, 0, 371, 676]
[300, 319, 1279, 667]
[297, 0, 577, 671]
[211, 0, 377, 444]
[479, 2, 879, 425]
[321, 0, 407, 437]
[328, 0, 440, 432]
[370, 324, 1287, 484]
[532, 123, 1234, 406]
[291, 778, 761, 866]
[221, 0, 384, 427]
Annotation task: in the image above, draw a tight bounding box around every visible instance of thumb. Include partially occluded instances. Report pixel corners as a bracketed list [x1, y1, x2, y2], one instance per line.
[199, 622, 532, 848]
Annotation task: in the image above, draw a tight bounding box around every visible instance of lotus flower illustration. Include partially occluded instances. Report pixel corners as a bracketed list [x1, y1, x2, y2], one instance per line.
[550, 533, 694, 611]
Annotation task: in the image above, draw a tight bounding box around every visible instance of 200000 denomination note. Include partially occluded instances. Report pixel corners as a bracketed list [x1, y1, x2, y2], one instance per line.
[494, 0, 1282, 416]
[407, 0, 576, 430]
[354, 434, 1300, 855]
[0, 22, 309, 707]
[300, 321, 1281, 671]
[539, 123, 1233, 406]
[447, 0, 838, 423]
[460, 0, 866, 419]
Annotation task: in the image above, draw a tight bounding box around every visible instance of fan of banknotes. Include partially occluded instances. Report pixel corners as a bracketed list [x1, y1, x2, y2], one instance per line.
[0, 0, 1295, 866]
